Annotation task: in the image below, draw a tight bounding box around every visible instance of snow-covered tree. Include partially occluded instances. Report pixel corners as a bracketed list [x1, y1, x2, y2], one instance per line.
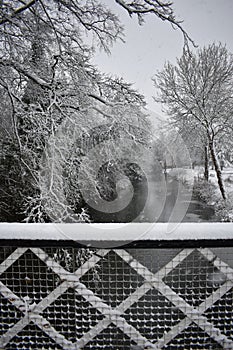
[169, 116, 210, 179]
[0, 0, 191, 221]
[153, 43, 233, 199]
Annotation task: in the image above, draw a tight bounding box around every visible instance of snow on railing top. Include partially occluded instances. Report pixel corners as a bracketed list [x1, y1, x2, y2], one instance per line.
[0, 223, 233, 248]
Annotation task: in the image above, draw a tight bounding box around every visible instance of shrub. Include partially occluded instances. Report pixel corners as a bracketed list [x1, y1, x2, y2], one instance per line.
[215, 195, 233, 222]
[192, 178, 217, 205]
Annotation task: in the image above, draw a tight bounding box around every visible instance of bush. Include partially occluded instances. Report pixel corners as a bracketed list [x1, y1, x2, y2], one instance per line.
[225, 175, 233, 184]
[215, 195, 233, 222]
[192, 178, 217, 205]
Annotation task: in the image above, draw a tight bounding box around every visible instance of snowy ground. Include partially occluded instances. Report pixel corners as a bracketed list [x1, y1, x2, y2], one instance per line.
[209, 167, 233, 193]
[168, 166, 233, 195]
[166, 166, 233, 222]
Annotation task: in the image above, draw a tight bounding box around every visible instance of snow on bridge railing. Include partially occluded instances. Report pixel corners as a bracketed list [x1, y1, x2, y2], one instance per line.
[1, 223, 233, 349]
[0, 222, 233, 250]
[0, 222, 233, 247]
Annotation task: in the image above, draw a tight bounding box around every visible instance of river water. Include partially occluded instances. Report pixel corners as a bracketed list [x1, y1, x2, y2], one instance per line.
[88, 175, 215, 223]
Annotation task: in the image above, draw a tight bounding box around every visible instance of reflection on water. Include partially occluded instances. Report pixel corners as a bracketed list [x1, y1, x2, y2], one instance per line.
[87, 175, 215, 223]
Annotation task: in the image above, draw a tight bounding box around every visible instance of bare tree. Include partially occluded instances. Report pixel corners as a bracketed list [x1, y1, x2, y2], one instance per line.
[153, 43, 233, 199]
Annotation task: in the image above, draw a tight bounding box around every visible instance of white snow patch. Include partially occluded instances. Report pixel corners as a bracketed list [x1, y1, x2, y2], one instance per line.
[0, 222, 233, 241]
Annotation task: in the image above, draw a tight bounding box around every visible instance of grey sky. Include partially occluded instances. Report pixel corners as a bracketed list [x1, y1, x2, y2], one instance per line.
[92, 0, 233, 115]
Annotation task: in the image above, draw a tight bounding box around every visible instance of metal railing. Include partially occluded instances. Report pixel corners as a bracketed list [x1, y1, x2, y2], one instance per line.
[0, 223, 233, 349]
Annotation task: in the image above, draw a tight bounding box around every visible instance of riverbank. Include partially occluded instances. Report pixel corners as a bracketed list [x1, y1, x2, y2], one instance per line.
[172, 166, 233, 222]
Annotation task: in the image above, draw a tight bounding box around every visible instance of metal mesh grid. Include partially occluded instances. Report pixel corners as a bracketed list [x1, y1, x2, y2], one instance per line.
[0, 246, 233, 349]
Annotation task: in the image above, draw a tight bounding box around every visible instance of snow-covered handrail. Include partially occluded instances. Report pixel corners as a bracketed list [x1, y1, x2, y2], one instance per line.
[0, 223, 233, 248]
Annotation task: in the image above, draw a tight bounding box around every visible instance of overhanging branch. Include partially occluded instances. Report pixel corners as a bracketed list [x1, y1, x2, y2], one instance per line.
[0, 60, 51, 88]
[0, 0, 38, 25]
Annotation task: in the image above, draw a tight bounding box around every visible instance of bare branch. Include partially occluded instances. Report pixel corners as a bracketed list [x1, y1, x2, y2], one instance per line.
[0, 59, 51, 87]
[0, 0, 37, 25]
[115, 0, 196, 47]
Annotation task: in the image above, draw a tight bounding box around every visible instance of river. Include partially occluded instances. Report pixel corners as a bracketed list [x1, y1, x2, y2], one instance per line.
[87, 174, 215, 223]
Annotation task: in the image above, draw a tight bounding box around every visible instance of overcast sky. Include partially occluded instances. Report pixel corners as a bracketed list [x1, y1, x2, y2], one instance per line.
[92, 0, 233, 115]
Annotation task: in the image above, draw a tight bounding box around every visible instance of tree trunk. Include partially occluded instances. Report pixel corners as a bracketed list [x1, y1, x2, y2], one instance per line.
[209, 140, 226, 200]
[204, 145, 209, 181]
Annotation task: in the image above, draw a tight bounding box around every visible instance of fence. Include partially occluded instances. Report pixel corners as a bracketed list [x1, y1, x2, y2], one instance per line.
[0, 223, 233, 349]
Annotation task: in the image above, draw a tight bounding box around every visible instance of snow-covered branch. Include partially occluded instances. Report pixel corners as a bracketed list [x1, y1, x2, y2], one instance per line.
[0, 0, 37, 25]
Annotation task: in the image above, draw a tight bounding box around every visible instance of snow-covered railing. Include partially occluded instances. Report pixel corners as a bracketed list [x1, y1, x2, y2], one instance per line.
[0, 223, 233, 349]
[1, 222, 233, 247]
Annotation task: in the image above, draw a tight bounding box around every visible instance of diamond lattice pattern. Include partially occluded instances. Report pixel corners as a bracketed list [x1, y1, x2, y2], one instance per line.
[0, 246, 233, 349]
